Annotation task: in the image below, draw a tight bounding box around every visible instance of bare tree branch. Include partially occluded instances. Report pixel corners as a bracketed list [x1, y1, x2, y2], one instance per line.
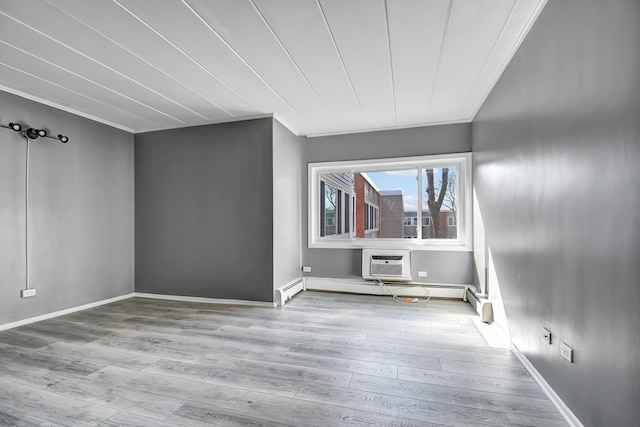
[426, 168, 449, 238]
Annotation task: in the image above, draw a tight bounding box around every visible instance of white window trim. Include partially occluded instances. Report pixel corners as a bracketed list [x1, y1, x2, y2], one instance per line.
[308, 153, 472, 251]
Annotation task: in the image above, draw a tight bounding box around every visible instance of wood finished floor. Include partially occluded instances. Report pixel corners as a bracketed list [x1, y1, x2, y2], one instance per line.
[0, 291, 568, 427]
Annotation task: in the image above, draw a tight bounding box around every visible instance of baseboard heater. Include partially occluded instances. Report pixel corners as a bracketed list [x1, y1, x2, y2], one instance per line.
[466, 287, 493, 323]
[305, 277, 468, 300]
[274, 278, 305, 306]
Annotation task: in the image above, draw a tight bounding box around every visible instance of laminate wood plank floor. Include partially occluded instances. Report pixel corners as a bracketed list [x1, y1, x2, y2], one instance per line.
[0, 291, 568, 426]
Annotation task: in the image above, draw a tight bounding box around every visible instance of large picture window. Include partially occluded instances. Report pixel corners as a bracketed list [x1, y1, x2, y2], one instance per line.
[309, 153, 472, 251]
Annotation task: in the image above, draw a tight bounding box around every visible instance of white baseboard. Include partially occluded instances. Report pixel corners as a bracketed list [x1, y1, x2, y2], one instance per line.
[0, 293, 135, 332]
[511, 344, 583, 427]
[0, 291, 277, 332]
[304, 277, 468, 300]
[133, 292, 274, 307]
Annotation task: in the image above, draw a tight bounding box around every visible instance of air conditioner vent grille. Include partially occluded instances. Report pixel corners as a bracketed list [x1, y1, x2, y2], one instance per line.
[362, 249, 411, 282]
[371, 263, 403, 276]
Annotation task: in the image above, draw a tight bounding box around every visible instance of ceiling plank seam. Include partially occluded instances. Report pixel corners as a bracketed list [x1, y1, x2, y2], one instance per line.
[316, 0, 370, 130]
[1, 9, 208, 122]
[181, 0, 313, 135]
[456, 0, 518, 120]
[0, 37, 181, 124]
[249, 0, 339, 129]
[426, 0, 453, 114]
[0, 82, 136, 133]
[0, 59, 155, 126]
[0, 11, 187, 124]
[383, 0, 398, 127]
[44, 0, 237, 121]
[113, 0, 241, 119]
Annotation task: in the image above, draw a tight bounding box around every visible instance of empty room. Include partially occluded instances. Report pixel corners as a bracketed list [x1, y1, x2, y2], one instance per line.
[0, 0, 638, 426]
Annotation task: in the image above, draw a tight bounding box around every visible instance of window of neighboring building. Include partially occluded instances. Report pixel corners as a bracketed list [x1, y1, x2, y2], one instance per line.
[320, 181, 338, 236]
[364, 203, 369, 230]
[319, 173, 350, 238]
[344, 192, 350, 233]
[364, 204, 379, 231]
[309, 153, 472, 251]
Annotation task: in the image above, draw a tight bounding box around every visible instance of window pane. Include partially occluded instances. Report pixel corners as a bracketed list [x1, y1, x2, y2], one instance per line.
[354, 169, 417, 239]
[421, 166, 458, 239]
[324, 182, 338, 235]
[319, 172, 350, 238]
[309, 153, 471, 249]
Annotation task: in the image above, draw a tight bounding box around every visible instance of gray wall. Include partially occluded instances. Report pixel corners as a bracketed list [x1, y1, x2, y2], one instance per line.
[272, 120, 304, 288]
[0, 91, 134, 325]
[471, 0, 640, 425]
[135, 118, 274, 302]
[303, 124, 473, 283]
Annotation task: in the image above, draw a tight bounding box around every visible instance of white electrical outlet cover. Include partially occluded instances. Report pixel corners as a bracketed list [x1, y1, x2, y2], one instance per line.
[560, 342, 573, 362]
[21, 288, 36, 298]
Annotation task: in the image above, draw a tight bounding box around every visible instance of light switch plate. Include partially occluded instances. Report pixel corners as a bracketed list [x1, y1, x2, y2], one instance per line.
[541, 327, 552, 345]
[560, 342, 573, 362]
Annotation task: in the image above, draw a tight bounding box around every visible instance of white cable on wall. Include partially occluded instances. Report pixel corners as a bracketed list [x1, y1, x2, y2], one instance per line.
[0, 122, 69, 293]
[24, 135, 30, 290]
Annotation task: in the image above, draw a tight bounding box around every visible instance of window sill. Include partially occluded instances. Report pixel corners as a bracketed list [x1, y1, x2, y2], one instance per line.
[308, 238, 472, 252]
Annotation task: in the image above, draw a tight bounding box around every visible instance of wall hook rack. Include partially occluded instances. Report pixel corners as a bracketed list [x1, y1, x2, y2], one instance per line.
[1, 120, 69, 143]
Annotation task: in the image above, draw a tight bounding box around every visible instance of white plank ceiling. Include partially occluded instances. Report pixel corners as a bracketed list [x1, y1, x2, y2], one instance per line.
[0, 0, 546, 137]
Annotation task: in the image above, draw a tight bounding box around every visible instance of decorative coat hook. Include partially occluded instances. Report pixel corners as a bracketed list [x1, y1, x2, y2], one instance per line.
[1, 120, 69, 143]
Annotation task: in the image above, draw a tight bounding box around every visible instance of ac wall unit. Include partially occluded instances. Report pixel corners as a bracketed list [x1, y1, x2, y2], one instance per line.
[362, 249, 411, 282]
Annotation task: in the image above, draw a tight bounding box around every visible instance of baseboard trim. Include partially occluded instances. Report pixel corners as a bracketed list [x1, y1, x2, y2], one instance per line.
[511, 344, 583, 427]
[132, 292, 273, 307]
[0, 293, 135, 332]
[305, 277, 468, 300]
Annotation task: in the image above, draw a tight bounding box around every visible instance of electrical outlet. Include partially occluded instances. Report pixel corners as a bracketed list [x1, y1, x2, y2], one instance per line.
[541, 327, 552, 345]
[560, 342, 573, 362]
[21, 288, 36, 298]
[302, 266, 311, 273]
[417, 271, 427, 277]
